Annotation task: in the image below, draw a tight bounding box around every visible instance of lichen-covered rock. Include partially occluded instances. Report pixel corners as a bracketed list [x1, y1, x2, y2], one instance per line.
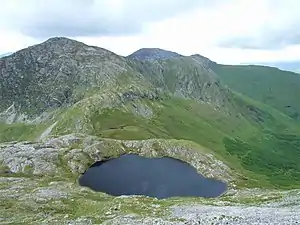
[0, 134, 235, 185]
[103, 215, 184, 225]
[0, 141, 60, 174]
[31, 187, 69, 202]
[171, 204, 300, 225]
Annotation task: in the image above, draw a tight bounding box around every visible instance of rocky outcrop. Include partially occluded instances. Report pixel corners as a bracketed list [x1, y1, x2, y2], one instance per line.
[0, 134, 235, 185]
[0, 140, 61, 174]
[171, 203, 300, 225]
[131, 56, 230, 109]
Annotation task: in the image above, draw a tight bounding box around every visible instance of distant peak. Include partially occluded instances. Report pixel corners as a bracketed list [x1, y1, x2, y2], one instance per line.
[191, 54, 204, 57]
[44, 36, 74, 42]
[34, 36, 100, 53]
[128, 48, 183, 60]
[191, 54, 209, 60]
[191, 54, 216, 65]
[137, 48, 178, 52]
[42, 36, 84, 46]
[3, 36, 119, 62]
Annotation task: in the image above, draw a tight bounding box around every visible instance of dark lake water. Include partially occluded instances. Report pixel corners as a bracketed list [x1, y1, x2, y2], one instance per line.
[78, 154, 227, 199]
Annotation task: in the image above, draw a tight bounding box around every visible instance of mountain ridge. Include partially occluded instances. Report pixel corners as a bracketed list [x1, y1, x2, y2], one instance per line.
[0, 37, 228, 122]
[240, 61, 300, 73]
[0, 37, 156, 120]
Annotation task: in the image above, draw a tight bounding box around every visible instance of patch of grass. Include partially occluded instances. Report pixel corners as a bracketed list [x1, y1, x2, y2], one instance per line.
[0, 122, 48, 143]
[224, 133, 300, 188]
[52, 106, 86, 135]
[90, 108, 169, 140]
[23, 165, 34, 174]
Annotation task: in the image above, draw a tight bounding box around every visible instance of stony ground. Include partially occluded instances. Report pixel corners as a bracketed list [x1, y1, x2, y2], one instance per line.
[1, 175, 299, 225]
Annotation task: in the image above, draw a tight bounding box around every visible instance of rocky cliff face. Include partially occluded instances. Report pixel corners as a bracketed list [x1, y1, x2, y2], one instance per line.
[0, 37, 152, 121]
[131, 56, 229, 108]
[0, 133, 234, 183]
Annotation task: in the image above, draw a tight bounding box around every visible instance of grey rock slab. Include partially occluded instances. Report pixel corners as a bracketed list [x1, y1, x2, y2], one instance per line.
[102, 215, 184, 225]
[0, 142, 60, 174]
[172, 205, 300, 225]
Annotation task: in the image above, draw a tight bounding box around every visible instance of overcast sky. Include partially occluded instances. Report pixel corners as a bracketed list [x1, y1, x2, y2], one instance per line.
[1, 0, 300, 64]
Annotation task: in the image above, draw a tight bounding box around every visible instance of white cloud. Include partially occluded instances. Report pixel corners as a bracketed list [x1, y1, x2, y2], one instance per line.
[218, 0, 300, 49]
[206, 45, 300, 64]
[0, 30, 36, 53]
[0, 0, 209, 38]
[0, 0, 300, 64]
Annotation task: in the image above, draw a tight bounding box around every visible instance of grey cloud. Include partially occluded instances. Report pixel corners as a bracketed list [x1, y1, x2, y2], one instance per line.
[3, 0, 215, 39]
[219, 27, 300, 50]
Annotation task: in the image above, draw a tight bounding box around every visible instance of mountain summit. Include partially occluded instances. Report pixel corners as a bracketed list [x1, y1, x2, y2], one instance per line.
[0, 37, 146, 118]
[128, 48, 183, 60]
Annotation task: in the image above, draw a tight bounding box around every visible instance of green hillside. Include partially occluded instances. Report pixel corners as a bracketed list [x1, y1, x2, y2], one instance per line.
[213, 64, 300, 121]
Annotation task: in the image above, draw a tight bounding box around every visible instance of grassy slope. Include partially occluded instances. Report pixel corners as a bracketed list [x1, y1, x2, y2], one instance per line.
[49, 89, 300, 189]
[212, 64, 300, 121]
[0, 123, 48, 143]
[210, 64, 300, 187]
